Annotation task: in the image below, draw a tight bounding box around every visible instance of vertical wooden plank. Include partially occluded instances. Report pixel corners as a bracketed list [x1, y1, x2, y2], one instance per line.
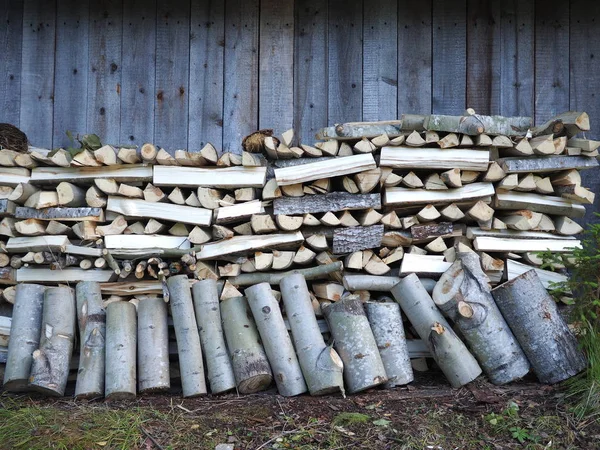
[570, 0, 600, 226]
[466, 0, 500, 114]
[188, 0, 225, 151]
[53, 0, 90, 148]
[397, 0, 432, 115]
[259, 0, 294, 133]
[363, 0, 398, 121]
[0, 0, 23, 126]
[499, 0, 534, 117]
[294, 0, 327, 144]
[19, 0, 55, 148]
[88, 0, 122, 144]
[223, 0, 259, 153]
[328, 0, 363, 124]
[432, 0, 467, 114]
[534, 0, 569, 125]
[155, 0, 190, 150]
[120, 0, 156, 147]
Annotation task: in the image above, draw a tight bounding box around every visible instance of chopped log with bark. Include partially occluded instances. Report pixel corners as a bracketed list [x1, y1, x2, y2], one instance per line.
[499, 156, 598, 173]
[105, 301, 137, 400]
[137, 297, 170, 393]
[332, 225, 384, 254]
[274, 192, 381, 215]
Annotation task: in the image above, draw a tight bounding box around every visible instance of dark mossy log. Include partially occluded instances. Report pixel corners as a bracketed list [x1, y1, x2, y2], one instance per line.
[365, 301, 414, 388]
[322, 298, 388, 394]
[228, 262, 342, 286]
[343, 275, 436, 294]
[0, 199, 16, 217]
[433, 253, 530, 385]
[410, 222, 454, 242]
[3, 284, 46, 391]
[425, 114, 531, 136]
[30, 164, 153, 184]
[74, 282, 106, 399]
[29, 287, 76, 396]
[221, 296, 273, 394]
[105, 301, 137, 400]
[273, 192, 381, 215]
[192, 279, 236, 394]
[15, 206, 104, 222]
[498, 155, 598, 173]
[167, 275, 206, 397]
[391, 274, 482, 387]
[491, 270, 587, 384]
[530, 111, 590, 137]
[280, 273, 344, 396]
[317, 120, 403, 140]
[137, 298, 170, 393]
[246, 283, 307, 397]
[332, 225, 384, 254]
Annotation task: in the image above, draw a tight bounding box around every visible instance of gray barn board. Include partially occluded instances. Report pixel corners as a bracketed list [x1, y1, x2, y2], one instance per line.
[0, 0, 23, 127]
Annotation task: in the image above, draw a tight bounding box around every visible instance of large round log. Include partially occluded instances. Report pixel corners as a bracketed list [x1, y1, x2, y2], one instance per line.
[245, 282, 307, 397]
[29, 287, 76, 396]
[167, 275, 207, 397]
[364, 301, 414, 387]
[280, 273, 344, 396]
[138, 298, 170, 393]
[391, 273, 482, 387]
[491, 270, 587, 384]
[220, 296, 273, 394]
[105, 301, 137, 400]
[192, 279, 236, 394]
[74, 281, 106, 399]
[433, 253, 530, 385]
[3, 284, 46, 391]
[322, 297, 388, 394]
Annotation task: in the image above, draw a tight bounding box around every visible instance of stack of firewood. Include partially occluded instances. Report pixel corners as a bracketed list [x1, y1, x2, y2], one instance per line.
[0, 110, 596, 397]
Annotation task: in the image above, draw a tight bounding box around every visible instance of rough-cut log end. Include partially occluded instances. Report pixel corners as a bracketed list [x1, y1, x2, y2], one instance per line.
[238, 374, 274, 395]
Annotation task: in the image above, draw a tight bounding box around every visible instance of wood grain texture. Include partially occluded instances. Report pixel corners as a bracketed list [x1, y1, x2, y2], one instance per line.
[432, 0, 467, 114]
[259, 0, 294, 133]
[0, 0, 23, 126]
[363, 0, 397, 121]
[20, 0, 56, 148]
[328, 0, 362, 123]
[87, 0, 122, 144]
[294, 0, 328, 143]
[398, 0, 432, 114]
[120, 0, 156, 146]
[223, 0, 259, 153]
[188, 0, 225, 151]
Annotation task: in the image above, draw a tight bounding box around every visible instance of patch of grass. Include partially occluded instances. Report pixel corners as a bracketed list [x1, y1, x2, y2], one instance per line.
[331, 412, 370, 427]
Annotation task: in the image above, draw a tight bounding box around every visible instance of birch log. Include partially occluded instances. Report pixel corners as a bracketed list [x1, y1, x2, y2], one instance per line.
[3, 283, 46, 391]
[29, 287, 76, 396]
[192, 279, 236, 394]
[322, 298, 388, 394]
[137, 298, 170, 393]
[391, 274, 482, 387]
[491, 270, 587, 384]
[167, 275, 207, 397]
[105, 301, 137, 399]
[280, 273, 345, 396]
[245, 282, 307, 396]
[75, 282, 106, 398]
[364, 301, 414, 387]
[433, 253, 530, 385]
[220, 296, 273, 394]
[343, 275, 436, 294]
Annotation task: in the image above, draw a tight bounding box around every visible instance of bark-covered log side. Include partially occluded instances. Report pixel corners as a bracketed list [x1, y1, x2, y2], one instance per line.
[105, 301, 137, 400]
[499, 156, 598, 174]
[332, 225, 384, 254]
[343, 275, 436, 293]
[228, 262, 342, 286]
[410, 222, 454, 241]
[273, 192, 381, 215]
[137, 298, 170, 393]
[15, 207, 104, 221]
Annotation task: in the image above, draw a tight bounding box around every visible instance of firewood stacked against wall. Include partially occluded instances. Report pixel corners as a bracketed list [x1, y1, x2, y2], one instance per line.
[0, 110, 595, 397]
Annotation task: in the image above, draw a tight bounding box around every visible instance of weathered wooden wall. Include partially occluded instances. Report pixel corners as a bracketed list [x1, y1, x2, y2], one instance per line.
[1, 0, 599, 223]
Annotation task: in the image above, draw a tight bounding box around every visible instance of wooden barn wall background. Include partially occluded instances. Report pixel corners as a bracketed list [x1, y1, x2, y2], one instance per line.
[0, 0, 599, 223]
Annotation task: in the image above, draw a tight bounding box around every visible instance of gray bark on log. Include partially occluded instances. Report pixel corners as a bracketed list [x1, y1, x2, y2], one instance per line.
[410, 222, 454, 241]
[29, 287, 76, 396]
[105, 301, 137, 400]
[273, 192, 381, 215]
[167, 275, 207, 397]
[3, 283, 46, 391]
[228, 262, 342, 286]
[343, 275, 436, 294]
[138, 298, 170, 393]
[75, 281, 106, 398]
[530, 111, 589, 137]
[220, 296, 273, 394]
[391, 274, 482, 387]
[245, 282, 307, 396]
[192, 279, 236, 394]
[401, 114, 427, 131]
[425, 115, 486, 135]
[365, 301, 414, 387]
[280, 273, 345, 396]
[491, 270, 587, 384]
[15, 207, 104, 221]
[322, 298, 388, 394]
[317, 121, 403, 140]
[332, 225, 384, 253]
[472, 114, 532, 136]
[499, 156, 598, 173]
[433, 253, 530, 385]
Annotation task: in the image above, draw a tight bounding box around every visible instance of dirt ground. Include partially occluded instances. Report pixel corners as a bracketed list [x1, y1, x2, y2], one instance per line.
[0, 371, 597, 450]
